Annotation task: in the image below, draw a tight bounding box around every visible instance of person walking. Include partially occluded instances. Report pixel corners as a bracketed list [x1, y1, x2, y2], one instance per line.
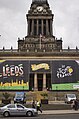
[74, 99, 79, 111]
[36, 100, 42, 113]
[71, 99, 75, 109]
[32, 100, 36, 108]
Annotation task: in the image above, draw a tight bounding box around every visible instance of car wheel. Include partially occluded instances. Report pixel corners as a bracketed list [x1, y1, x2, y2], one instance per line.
[26, 111, 33, 117]
[3, 111, 10, 117]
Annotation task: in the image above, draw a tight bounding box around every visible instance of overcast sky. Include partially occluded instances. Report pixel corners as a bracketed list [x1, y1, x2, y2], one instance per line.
[0, 0, 79, 49]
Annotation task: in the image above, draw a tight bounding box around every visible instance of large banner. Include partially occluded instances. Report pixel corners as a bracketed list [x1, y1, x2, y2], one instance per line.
[51, 60, 79, 90]
[0, 60, 79, 91]
[0, 60, 29, 90]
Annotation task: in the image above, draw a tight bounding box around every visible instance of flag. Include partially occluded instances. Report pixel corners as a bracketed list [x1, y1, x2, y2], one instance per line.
[40, 34, 45, 38]
[39, 34, 46, 49]
[40, 34, 43, 38]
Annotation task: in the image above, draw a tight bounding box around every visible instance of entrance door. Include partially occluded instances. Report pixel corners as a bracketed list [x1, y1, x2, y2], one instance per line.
[29, 73, 34, 91]
[46, 73, 51, 90]
[37, 74, 43, 91]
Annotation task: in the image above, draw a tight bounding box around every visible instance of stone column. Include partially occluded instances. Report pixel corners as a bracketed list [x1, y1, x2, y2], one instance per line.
[50, 20, 53, 35]
[28, 20, 30, 35]
[42, 19, 44, 35]
[34, 73, 37, 91]
[46, 20, 49, 36]
[43, 73, 46, 91]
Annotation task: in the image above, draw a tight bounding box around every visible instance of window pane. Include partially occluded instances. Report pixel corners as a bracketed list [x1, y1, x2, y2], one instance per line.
[7, 104, 15, 108]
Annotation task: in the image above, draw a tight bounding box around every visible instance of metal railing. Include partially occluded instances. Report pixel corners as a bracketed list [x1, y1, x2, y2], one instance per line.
[0, 48, 79, 53]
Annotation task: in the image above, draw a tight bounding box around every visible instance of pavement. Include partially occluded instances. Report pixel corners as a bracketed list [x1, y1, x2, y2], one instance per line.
[38, 110, 79, 115]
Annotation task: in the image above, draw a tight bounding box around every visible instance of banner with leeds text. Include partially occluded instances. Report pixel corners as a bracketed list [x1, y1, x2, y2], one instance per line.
[0, 60, 79, 90]
[0, 60, 29, 90]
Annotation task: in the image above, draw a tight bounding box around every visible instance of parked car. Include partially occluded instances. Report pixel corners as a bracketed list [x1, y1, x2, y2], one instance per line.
[14, 92, 26, 104]
[0, 104, 38, 117]
[64, 94, 76, 104]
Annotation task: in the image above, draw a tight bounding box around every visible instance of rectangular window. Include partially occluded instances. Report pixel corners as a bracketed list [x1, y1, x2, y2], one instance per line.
[30, 19, 32, 33]
[38, 19, 41, 25]
[38, 19, 42, 35]
[34, 26, 37, 35]
[48, 20, 50, 34]
[43, 20, 46, 35]
[34, 19, 37, 35]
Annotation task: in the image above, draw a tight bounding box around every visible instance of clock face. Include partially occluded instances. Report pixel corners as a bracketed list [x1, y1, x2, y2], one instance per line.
[37, 6, 43, 12]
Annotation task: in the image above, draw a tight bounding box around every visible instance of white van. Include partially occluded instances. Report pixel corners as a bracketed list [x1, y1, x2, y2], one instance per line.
[64, 94, 76, 103]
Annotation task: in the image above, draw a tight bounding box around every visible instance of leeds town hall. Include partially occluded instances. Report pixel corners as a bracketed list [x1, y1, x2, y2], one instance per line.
[0, 0, 79, 92]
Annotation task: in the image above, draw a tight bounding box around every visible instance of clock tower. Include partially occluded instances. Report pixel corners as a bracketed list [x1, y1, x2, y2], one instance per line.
[18, 0, 62, 52]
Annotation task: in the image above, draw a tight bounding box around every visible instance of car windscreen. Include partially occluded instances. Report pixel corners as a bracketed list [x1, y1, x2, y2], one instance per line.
[15, 94, 24, 98]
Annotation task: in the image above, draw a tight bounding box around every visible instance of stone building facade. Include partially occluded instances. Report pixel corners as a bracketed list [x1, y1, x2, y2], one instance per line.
[18, 0, 62, 52]
[0, 0, 79, 92]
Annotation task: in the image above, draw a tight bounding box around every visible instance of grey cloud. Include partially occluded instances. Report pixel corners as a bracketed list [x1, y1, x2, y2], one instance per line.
[50, 0, 79, 48]
[0, 0, 79, 49]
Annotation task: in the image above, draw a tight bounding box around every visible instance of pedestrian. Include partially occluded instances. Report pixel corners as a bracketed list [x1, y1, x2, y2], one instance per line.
[36, 100, 42, 113]
[32, 100, 36, 108]
[74, 99, 79, 111]
[71, 100, 75, 109]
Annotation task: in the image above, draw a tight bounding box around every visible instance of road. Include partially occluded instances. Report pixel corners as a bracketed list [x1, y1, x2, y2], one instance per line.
[0, 114, 79, 119]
